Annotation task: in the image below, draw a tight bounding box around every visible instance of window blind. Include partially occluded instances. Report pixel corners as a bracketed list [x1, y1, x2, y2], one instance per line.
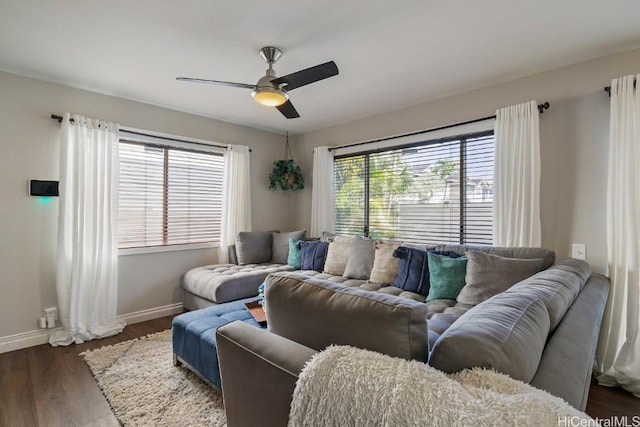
[334, 131, 493, 245]
[334, 155, 366, 236]
[118, 141, 224, 249]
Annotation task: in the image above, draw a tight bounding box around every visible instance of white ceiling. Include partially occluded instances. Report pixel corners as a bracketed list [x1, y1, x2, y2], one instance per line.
[1, 1, 640, 134]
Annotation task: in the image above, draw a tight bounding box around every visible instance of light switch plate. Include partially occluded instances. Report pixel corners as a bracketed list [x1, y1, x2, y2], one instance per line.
[572, 243, 587, 260]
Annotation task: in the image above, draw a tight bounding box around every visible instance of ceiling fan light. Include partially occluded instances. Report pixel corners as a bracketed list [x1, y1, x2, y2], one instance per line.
[252, 87, 288, 107]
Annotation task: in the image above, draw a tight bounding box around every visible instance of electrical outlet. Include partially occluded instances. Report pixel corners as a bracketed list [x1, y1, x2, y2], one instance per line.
[572, 243, 587, 260]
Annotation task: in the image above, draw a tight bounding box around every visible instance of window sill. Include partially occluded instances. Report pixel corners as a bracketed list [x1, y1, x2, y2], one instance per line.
[119, 242, 219, 256]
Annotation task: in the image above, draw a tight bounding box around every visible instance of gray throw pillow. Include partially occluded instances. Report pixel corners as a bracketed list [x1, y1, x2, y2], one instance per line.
[456, 250, 545, 305]
[235, 231, 274, 265]
[272, 230, 306, 264]
[323, 236, 355, 275]
[343, 238, 375, 280]
[368, 242, 400, 284]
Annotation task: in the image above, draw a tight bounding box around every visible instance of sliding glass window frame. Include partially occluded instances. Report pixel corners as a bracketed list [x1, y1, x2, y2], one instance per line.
[333, 130, 494, 245]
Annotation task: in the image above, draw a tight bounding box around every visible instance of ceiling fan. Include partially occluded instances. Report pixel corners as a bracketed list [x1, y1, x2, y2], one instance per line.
[177, 47, 339, 119]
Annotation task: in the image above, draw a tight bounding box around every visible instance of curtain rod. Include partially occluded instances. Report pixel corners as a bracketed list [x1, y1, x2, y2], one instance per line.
[50, 114, 249, 152]
[327, 102, 550, 152]
[603, 78, 637, 96]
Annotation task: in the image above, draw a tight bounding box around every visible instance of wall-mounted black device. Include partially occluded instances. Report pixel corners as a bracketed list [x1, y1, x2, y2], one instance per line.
[30, 180, 59, 197]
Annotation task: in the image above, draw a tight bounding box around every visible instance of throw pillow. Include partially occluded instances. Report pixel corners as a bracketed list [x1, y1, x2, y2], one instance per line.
[323, 238, 354, 275]
[368, 242, 400, 284]
[343, 238, 375, 280]
[299, 241, 329, 272]
[287, 238, 304, 269]
[235, 231, 274, 264]
[426, 252, 468, 302]
[456, 251, 545, 305]
[272, 230, 306, 264]
[392, 248, 461, 296]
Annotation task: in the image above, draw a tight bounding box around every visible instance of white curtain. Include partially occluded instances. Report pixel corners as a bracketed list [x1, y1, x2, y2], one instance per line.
[595, 74, 640, 397]
[310, 146, 335, 237]
[50, 114, 125, 346]
[492, 101, 542, 247]
[219, 144, 251, 263]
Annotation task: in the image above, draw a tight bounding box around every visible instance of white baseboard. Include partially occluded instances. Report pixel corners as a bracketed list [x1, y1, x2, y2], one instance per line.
[0, 327, 63, 354]
[116, 302, 183, 325]
[0, 302, 184, 354]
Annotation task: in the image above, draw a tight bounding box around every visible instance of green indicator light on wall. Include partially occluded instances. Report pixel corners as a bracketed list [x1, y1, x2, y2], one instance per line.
[29, 180, 59, 197]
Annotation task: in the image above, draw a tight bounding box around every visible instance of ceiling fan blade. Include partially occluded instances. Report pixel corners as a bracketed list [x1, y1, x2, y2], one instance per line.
[176, 77, 255, 90]
[276, 100, 300, 119]
[270, 61, 338, 91]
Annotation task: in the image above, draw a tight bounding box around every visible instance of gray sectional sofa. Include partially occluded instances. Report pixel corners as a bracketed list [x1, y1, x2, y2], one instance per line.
[176, 232, 609, 425]
[212, 244, 608, 426]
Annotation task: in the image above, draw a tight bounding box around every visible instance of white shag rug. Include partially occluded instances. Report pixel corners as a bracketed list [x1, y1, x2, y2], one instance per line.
[289, 345, 594, 427]
[81, 330, 225, 427]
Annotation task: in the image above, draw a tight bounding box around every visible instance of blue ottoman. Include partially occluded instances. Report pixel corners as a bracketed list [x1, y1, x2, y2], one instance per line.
[172, 296, 266, 390]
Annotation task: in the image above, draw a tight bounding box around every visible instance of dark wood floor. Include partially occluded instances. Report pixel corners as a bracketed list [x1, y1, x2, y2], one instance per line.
[0, 316, 173, 427]
[1, 315, 638, 426]
[586, 377, 640, 419]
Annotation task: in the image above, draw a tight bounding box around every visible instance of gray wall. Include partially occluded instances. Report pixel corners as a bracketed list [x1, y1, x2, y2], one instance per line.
[293, 48, 640, 276]
[0, 71, 296, 339]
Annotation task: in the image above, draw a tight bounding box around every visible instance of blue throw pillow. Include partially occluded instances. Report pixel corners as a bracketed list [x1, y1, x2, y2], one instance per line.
[287, 238, 304, 269]
[393, 247, 461, 297]
[299, 241, 329, 272]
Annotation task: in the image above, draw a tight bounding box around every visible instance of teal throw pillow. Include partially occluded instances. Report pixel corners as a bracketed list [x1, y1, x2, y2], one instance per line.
[426, 252, 468, 302]
[287, 238, 303, 269]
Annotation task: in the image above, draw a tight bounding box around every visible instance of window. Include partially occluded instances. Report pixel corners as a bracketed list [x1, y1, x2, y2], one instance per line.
[334, 131, 493, 245]
[118, 140, 224, 249]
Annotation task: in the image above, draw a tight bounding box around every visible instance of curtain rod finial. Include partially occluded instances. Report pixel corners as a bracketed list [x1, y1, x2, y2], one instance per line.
[538, 102, 550, 114]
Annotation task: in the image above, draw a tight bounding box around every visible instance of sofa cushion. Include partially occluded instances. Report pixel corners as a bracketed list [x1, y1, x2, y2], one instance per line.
[182, 263, 294, 304]
[299, 241, 329, 272]
[272, 230, 306, 264]
[427, 312, 461, 350]
[426, 253, 468, 302]
[264, 271, 429, 362]
[392, 247, 461, 297]
[435, 245, 555, 270]
[428, 258, 591, 383]
[323, 237, 354, 275]
[369, 242, 400, 284]
[456, 251, 545, 305]
[342, 238, 375, 280]
[425, 299, 473, 319]
[236, 231, 274, 265]
[510, 258, 591, 330]
[530, 274, 609, 410]
[429, 292, 551, 382]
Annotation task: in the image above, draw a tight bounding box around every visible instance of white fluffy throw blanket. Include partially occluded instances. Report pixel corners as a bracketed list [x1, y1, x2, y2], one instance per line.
[288, 345, 593, 427]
